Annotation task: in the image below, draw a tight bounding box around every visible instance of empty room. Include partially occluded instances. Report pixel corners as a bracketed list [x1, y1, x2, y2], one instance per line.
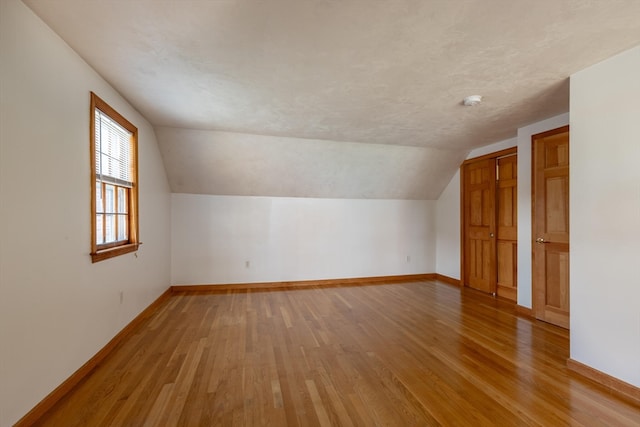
[1, 0, 640, 425]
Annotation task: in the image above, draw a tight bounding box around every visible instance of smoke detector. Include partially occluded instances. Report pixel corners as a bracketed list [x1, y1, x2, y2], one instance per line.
[463, 95, 482, 106]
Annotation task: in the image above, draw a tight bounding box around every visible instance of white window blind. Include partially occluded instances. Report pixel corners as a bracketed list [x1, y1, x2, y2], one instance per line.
[95, 109, 133, 187]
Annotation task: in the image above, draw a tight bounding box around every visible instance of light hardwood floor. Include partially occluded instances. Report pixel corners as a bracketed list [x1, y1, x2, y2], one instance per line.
[34, 280, 640, 426]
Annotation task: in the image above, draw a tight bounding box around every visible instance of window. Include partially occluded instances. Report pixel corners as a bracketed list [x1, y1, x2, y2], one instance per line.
[90, 92, 139, 262]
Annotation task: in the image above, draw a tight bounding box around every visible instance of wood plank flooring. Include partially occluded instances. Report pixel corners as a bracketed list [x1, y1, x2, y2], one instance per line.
[33, 280, 640, 426]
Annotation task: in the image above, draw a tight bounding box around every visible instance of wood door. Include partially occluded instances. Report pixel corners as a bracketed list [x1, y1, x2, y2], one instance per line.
[496, 155, 517, 301]
[463, 158, 496, 294]
[533, 126, 570, 329]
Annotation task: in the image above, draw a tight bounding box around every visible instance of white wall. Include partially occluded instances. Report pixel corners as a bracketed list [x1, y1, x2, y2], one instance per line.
[0, 1, 171, 425]
[156, 127, 466, 200]
[435, 170, 461, 279]
[172, 194, 436, 285]
[570, 45, 640, 387]
[468, 137, 517, 159]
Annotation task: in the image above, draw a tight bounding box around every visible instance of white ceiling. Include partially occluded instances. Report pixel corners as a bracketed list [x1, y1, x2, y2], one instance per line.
[23, 0, 640, 199]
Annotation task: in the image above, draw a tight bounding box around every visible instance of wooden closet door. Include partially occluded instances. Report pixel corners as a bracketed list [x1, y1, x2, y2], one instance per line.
[496, 155, 517, 301]
[463, 158, 496, 294]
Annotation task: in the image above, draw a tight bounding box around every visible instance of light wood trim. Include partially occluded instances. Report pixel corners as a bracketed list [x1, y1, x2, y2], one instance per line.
[130, 121, 139, 249]
[171, 274, 436, 293]
[462, 146, 517, 165]
[434, 274, 461, 287]
[90, 242, 140, 263]
[531, 124, 570, 141]
[459, 162, 465, 288]
[516, 304, 534, 318]
[567, 359, 640, 406]
[460, 159, 471, 290]
[14, 288, 173, 427]
[90, 93, 98, 259]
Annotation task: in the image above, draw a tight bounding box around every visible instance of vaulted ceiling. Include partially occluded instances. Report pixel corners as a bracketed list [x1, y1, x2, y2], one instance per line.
[24, 0, 640, 199]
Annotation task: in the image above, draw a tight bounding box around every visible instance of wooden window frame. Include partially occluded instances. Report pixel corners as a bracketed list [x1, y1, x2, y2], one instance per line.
[90, 92, 139, 263]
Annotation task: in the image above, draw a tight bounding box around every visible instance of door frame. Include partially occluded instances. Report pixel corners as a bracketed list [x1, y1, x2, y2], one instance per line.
[460, 146, 517, 291]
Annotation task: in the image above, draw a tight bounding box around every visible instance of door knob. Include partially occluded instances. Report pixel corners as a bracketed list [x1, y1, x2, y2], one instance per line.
[535, 237, 547, 243]
[490, 233, 495, 238]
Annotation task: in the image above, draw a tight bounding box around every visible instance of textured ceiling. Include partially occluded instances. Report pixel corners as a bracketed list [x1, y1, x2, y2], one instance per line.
[23, 0, 640, 199]
[156, 127, 467, 199]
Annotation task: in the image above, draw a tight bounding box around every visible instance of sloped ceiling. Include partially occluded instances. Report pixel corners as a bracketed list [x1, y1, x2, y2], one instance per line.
[156, 128, 465, 199]
[23, 0, 640, 199]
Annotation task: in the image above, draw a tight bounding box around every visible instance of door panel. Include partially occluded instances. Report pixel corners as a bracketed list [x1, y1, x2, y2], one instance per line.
[496, 155, 517, 301]
[496, 241, 517, 301]
[463, 158, 496, 294]
[533, 126, 570, 329]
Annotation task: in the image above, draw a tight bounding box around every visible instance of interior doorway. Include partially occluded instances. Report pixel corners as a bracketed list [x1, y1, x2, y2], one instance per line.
[532, 126, 570, 329]
[461, 147, 518, 301]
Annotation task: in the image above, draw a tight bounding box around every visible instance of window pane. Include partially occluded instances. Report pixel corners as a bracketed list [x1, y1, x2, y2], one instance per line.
[97, 110, 132, 183]
[95, 150, 101, 175]
[112, 158, 121, 179]
[105, 184, 115, 213]
[96, 182, 103, 213]
[117, 214, 128, 241]
[96, 214, 104, 245]
[101, 153, 112, 177]
[118, 187, 127, 213]
[105, 214, 115, 243]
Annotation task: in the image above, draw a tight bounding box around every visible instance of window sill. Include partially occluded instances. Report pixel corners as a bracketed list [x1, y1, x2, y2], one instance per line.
[91, 243, 139, 263]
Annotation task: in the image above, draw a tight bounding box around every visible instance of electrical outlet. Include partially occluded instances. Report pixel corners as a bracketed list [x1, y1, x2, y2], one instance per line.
[245, 260, 250, 269]
[119, 291, 124, 304]
[406, 255, 411, 263]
